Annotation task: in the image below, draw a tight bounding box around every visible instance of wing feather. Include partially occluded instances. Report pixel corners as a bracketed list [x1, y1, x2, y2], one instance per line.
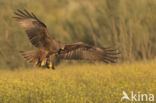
[14, 9, 53, 49]
[57, 42, 120, 63]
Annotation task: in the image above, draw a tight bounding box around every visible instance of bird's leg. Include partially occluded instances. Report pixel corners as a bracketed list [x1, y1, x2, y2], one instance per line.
[47, 54, 55, 69]
[51, 54, 55, 69]
[41, 58, 47, 67]
[52, 61, 55, 69]
[40, 51, 48, 67]
[49, 62, 52, 69]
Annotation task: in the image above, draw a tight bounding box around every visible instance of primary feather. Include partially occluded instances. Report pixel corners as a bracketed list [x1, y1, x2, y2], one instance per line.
[14, 9, 57, 50]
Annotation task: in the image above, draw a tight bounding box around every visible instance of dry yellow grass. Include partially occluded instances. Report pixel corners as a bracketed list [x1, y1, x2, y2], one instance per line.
[0, 61, 155, 103]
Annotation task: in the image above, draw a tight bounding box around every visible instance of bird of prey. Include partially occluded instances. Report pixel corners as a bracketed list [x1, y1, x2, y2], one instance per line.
[14, 9, 120, 69]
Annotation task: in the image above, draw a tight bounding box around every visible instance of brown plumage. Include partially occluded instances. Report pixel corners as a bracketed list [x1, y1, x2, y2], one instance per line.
[14, 9, 120, 69]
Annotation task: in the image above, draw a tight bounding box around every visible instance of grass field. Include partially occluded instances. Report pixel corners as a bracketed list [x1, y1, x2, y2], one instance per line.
[0, 61, 156, 103]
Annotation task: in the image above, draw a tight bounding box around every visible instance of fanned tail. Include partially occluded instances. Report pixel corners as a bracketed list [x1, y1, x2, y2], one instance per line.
[20, 50, 54, 68]
[19, 50, 39, 65]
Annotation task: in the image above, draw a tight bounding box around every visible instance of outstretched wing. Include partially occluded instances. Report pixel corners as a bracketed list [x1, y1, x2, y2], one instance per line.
[57, 42, 120, 63]
[14, 9, 53, 49]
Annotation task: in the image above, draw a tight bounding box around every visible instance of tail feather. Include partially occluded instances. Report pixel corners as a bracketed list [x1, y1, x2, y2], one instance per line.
[20, 50, 49, 67]
[20, 50, 38, 64]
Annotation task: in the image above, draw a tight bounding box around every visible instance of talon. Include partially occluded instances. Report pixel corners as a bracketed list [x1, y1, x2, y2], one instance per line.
[49, 62, 52, 69]
[41, 59, 47, 66]
[41, 61, 45, 66]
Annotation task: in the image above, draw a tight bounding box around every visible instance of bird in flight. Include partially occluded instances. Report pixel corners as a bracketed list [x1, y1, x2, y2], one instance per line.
[14, 9, 120, 69]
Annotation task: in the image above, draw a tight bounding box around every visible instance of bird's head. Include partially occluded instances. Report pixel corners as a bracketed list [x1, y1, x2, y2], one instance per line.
[57, 47, 65, 54]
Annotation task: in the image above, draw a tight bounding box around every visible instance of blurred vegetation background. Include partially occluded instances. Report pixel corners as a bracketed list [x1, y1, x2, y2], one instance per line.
[0, 0, 155, 69]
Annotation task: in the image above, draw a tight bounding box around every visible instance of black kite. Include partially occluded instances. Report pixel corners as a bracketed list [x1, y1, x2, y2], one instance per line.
[14, 9, 120, 69]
